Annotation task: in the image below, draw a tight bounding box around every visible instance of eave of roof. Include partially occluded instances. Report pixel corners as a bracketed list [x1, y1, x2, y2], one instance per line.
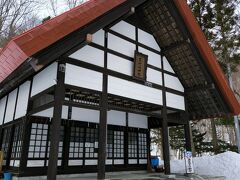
[174, 0, 240, 115]
[0, 0, 126, 83]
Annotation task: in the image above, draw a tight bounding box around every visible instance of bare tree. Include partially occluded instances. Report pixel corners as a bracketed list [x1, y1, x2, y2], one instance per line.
[49, 0, 59, 16]
[65, 0, 85, 9]
[0, 0, 40, 47]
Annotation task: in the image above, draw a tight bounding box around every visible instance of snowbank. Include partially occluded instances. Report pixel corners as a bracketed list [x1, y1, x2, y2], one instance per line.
[171, 151, 240, 180]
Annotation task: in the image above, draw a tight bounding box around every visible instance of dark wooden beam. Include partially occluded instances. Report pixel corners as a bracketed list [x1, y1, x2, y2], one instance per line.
[185, 83, 215, 93]
[47, 62, 66, 180]
[161, 40, 188, 55]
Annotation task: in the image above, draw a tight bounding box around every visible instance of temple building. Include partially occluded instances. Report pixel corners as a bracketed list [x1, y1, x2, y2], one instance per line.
[0, 0, 239, 179]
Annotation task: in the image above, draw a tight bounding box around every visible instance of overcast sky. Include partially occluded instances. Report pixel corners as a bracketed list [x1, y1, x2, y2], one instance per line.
[37, 0, 88, 18]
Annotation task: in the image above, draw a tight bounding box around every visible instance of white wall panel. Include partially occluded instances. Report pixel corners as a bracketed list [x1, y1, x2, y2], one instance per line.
[65, 64, 103, 91]
[163, 57, 175, 73]
[62, 106, 69, 119]
[92, 29, 104, 46]
[106, 159, 113, 165]
[164, 74, 184, 92]
[68, 160, 83, 166]
[107, 53, 133, 76]
[0, 96, 7, 125]
[111, 21, 136, 40]
[108, 33, 136, 58]
[69, 45, 104, 67]
[138, 29, 160, 51]
[138, 47, 161, 69]
[128, 113, 148, 129]
[27, 160, 44, 167]
[4, 89, 17, 123]
[128, 159, 138, 164]
[85, 159, 97, 165]
[71, 107, 99, 123]
[166, 92, 185, 110]
[15, 81, 30, 119]
[147, 68, 162, 85]
[114, 159, 124, 165]
[33, 108, 53, 118]
[108, 76, 162, 105]
[107, 110, 126, 126]
[139, 159, 147, 164]
[31, 62, 57, 97]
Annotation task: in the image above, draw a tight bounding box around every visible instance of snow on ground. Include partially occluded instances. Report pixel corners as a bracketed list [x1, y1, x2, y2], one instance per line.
[171, 151, 240, 180]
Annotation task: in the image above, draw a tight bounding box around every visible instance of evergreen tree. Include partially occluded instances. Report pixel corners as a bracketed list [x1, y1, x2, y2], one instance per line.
[188, 0, 240, 154]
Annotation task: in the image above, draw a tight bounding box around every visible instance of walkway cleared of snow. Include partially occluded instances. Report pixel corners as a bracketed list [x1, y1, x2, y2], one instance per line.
[171, 151, 240, 180]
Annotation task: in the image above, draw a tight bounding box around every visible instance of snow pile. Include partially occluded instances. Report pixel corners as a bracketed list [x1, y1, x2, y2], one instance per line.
[171, 151, 240, 180]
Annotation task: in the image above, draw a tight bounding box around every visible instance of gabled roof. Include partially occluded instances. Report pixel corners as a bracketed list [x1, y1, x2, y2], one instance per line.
[0, 0, 239, 118]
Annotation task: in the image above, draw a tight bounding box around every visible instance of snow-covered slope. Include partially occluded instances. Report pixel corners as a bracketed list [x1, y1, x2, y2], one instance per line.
[171, 151, 240, 180]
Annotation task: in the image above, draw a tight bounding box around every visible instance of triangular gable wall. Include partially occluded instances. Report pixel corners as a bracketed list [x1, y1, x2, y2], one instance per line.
[66, 20, 185, 111]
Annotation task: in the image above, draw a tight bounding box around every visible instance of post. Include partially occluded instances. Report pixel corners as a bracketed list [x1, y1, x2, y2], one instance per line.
[161, 55, 170, 174]
[227, 64, 240, 153]
[161, 107, 170, 174]
[47, 62, 65, 180]
[97, 30, 108, 180]
[184, 121, 192, 152]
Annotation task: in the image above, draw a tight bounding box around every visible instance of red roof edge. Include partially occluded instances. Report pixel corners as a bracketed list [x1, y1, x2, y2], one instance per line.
[0, 0, 126, 83]
[174, 0, 240, 115]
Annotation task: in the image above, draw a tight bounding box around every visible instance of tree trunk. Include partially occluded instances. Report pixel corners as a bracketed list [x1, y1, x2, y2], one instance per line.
[210, 118, 219, 154]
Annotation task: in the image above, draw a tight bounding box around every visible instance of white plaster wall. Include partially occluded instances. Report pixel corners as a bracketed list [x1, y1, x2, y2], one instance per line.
[128, 113, 148, 129]
[33, 108, 53, 118]
[4, 89, 17, 123]
[0, 96, 7, 125]
[71, 107, 99, 123]
[92, 29, 104, 46]
[128, 159, 138, 164]
[61, 106, 69, 119]
[138, 28, 160, 51]
[27, 160, 44, 167]
[65, 64, 103, 91]
[108, 76, 162, 105]
[164, 74, 184, 92]
[138, 47, 161, 69]
[139, 159, 148, 164]
[85, 159, 97, 165]
[68, 160, 83, 166]
[147, 68, 162, 85]
[166, 92, 185, 110]
[107, 110, 126, 126]
[108, 33, 136, 58]
[31, 62, 57, 97]
[15, 81, 31, 119]
[107, 53, 133, 76]
[111, 21, 136, 40]
[163, 56, 175, 73]
[114, 159, 124, 165]
[69, 45, 104, 67]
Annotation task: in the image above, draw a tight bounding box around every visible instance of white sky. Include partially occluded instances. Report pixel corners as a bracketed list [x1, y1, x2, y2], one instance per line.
[37, 0, 88, 18]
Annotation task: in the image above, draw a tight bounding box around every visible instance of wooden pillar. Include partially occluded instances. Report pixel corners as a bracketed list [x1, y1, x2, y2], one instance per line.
[97, 31, 108, 180]
[124, 112, 128, 166]
[19, 79, 33, 174]
[184, 120, 192, 151]
[161, 107, 170, 174]
[47, 62, 65, 180]
[183, 102, 193, 153]
[161, 55, 170, 174]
